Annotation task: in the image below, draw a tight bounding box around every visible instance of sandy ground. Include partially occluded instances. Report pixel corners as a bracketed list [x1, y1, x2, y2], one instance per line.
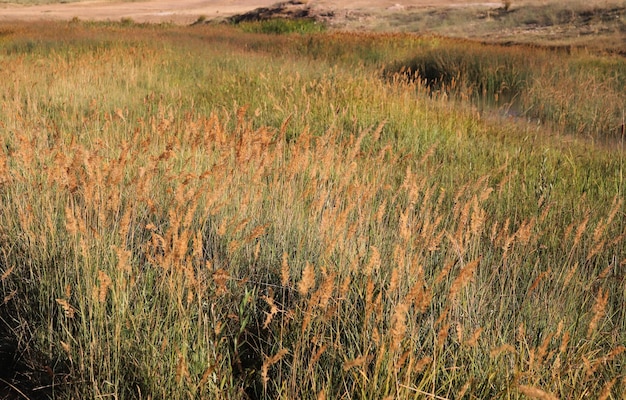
[0, 0, 505, 24]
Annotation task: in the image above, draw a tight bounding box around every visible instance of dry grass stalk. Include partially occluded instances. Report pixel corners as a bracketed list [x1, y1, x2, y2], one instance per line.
[55, 298, 75, 319]
[572, 214, 590, 250]
[0, 265, 15, 282]
[175, 351, 190, 384]
[437, 323, 451, 347]
[317, 272, 335, 310]
[212, 268, 230, 295]
[449, 258, 480, 302]
[388, 267, 399, 295]
[458, 379, 472, 398]
[490, 344, 516, 357]
[364, 246, 381, 276]
[598, 377, 617, 400]
[97, 270, 112, 303]
[391, 301, 409, 350]
[562, 262, 578, 288]
[413, 356, 432, 373]
[587, 288, 608, 338]
[298, 262, 316, 296]
[3, 290, 17, 305]
[376, 199, 387, 226]
[464, 327, 483, 347]
[263, 289, 279, 329]
[310, 344, 328, 366]
[435, 260, 456, 285]
[454, 200, 471, 246]
[261, 348, 289, 386]
[528, 268, 551, 295]
[343, 354, 368, 371]
[281, 252, 290, 287]
[406, 278, 431, 314]
[534, 333, 555, 369]
[518, 385, 559, 400]
[515, 218, 535, 246]
[470, 196, 485, 237]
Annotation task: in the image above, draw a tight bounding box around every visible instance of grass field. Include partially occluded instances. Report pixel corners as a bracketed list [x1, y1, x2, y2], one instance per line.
[0, 19, 624, 399]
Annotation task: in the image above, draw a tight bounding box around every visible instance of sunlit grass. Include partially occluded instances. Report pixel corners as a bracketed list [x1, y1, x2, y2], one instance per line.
[0, 21, 624, 399]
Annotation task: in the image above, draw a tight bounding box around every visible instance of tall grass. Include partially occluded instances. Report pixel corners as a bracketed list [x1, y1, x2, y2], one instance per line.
[0, 21, 624, 399]
[384, 38, 626, 139]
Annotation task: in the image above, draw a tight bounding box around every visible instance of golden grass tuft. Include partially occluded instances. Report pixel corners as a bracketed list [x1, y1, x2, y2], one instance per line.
[518, 385, 559, 400]
[298, 262, 316, 296]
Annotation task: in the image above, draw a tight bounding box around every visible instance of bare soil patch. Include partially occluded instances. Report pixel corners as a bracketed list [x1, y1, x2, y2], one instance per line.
[0, 0, 547, 25]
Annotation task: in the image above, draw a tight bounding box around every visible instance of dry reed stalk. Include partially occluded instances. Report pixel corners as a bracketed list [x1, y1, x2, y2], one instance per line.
[406, 278, 431, 314]
[118, 206, 133, 246]
[585, 238, 606, 261]
[598, 346, 625, 367]
[427, 225, 445, 252]
[457, 379, 472, 398]
[393, 244, 406, 272]
[562, 262, 578, 288]
[65, 205, 79, 236]
[192, 230, 203, 261]
[364, 277, 375, 328]
[199, 365, 216, 387]
[455, 322, 463, 343]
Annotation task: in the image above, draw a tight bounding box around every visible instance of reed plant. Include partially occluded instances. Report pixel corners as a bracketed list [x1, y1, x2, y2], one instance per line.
[0, 21, 624, 399]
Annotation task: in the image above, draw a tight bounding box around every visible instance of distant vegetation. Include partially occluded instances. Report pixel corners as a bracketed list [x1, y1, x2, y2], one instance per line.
[0, 19, 624, 400]
[235, 18, 325, 35]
